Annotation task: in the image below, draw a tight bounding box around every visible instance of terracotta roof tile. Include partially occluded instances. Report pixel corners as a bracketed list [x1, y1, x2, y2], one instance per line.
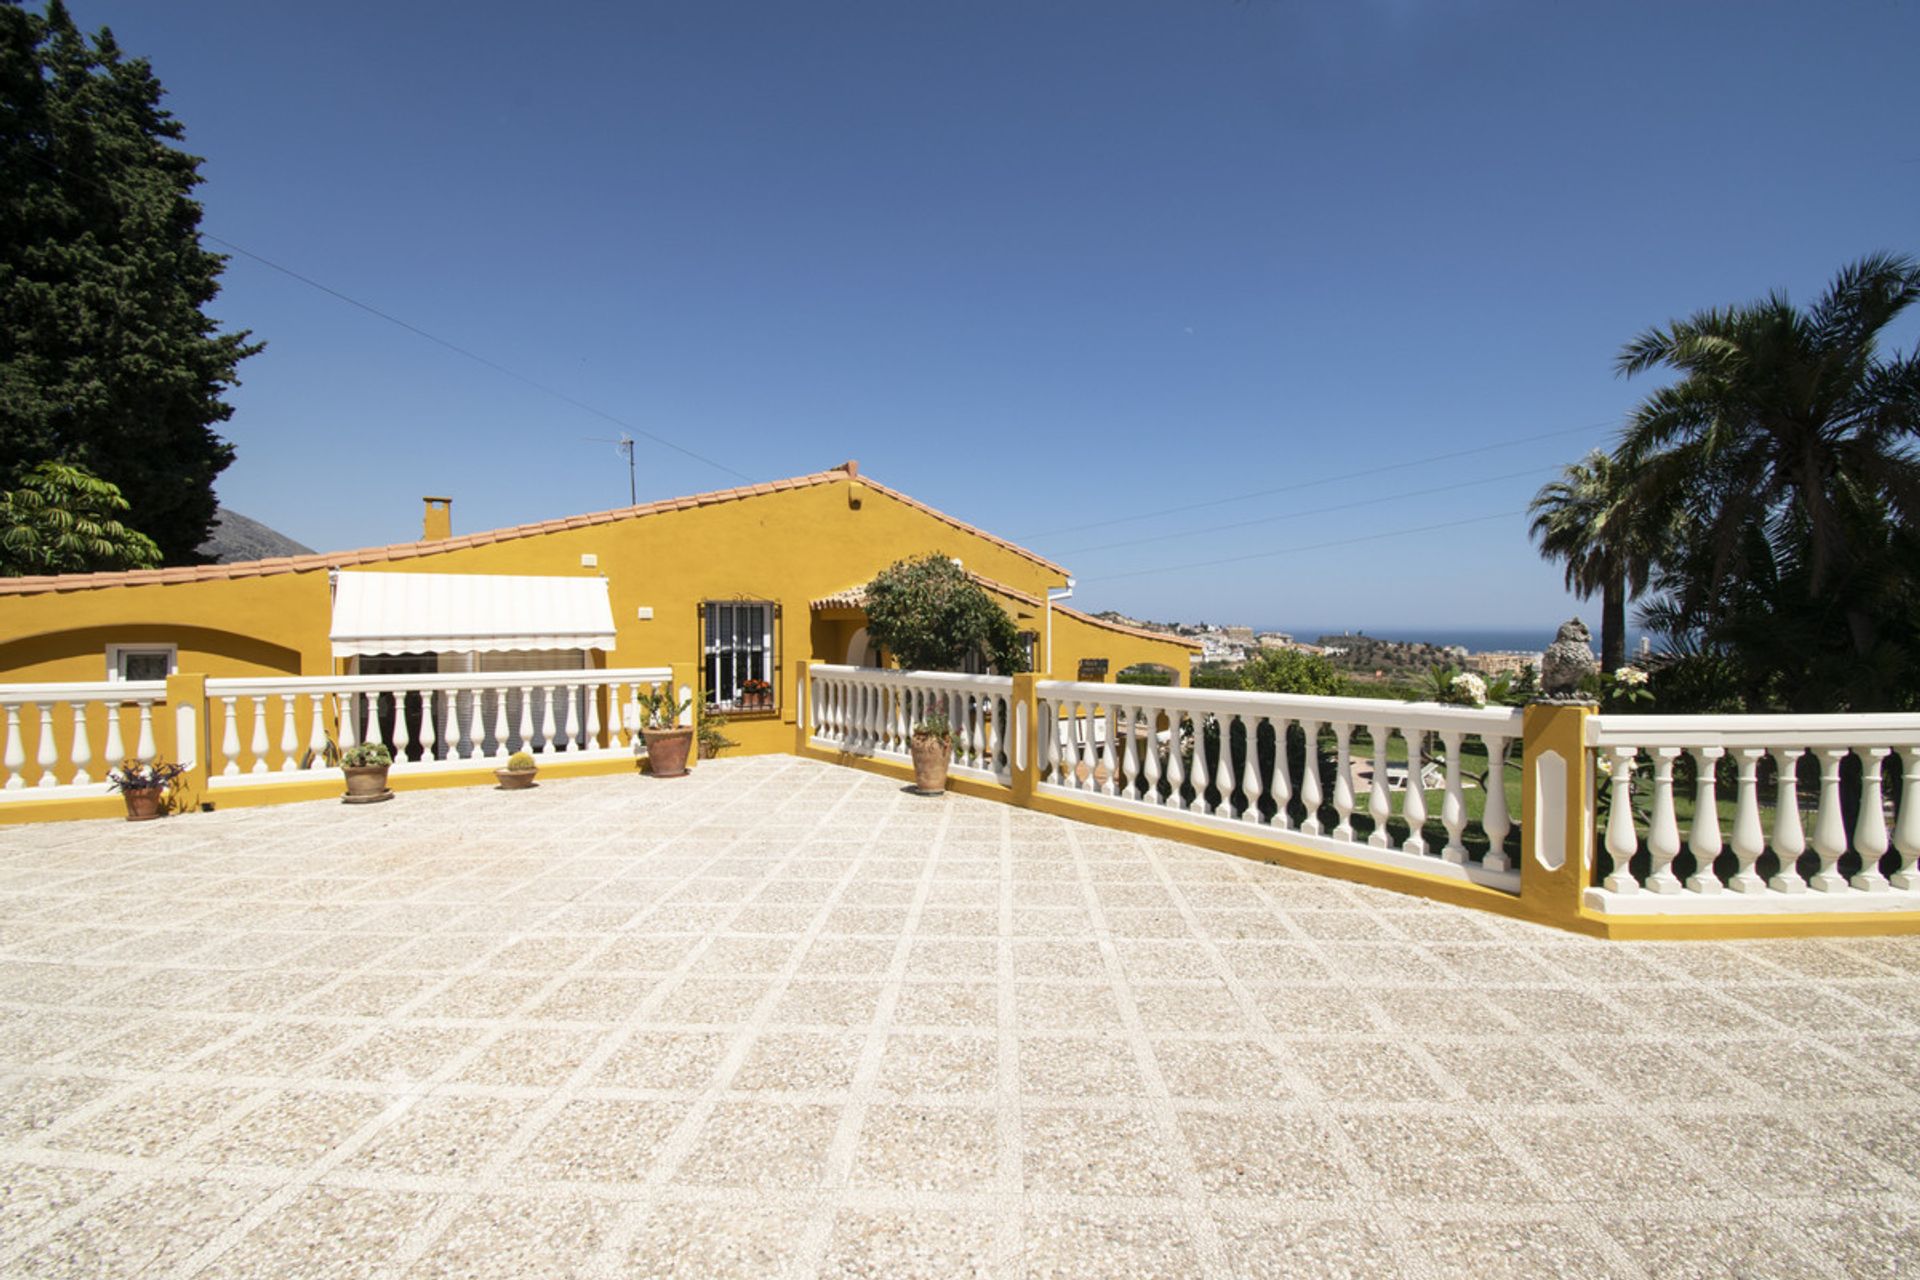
[0, 463, 1068, 597]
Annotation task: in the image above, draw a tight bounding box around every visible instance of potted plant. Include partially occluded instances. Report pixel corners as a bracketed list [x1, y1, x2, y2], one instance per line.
[495, 750, 538, 790]
[910, 712, 952, 795]
[739, 677, 773, 710]
[694, 703, 736, 767]
[107, 758, 184, 821]
[340, 742, 394, 804]
[634, 688, 695, 778]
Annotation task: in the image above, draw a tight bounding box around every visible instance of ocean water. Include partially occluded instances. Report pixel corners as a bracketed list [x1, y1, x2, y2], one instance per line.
[1263, 625, 1652, 655]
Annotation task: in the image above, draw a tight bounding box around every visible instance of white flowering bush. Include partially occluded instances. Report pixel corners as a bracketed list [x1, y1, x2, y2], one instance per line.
[1603, 664, 1655, 709]
[1441, 671, 1488, 707]
[1614, 666, 1649, 687]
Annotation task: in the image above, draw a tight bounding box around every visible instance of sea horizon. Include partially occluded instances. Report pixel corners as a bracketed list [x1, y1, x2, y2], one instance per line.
[1256, 624, 1653, 655]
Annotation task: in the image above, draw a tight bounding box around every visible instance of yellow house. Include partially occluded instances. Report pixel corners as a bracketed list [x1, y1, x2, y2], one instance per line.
[0, 461, 1197, 765]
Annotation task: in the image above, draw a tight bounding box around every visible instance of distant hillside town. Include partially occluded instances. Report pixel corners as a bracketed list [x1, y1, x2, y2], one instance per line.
[1092, 611, 1544, 684]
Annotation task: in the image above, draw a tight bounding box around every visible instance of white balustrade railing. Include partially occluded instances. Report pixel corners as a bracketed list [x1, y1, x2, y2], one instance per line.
[1586, 713, 1920, 913]
[205, 668, 675, 784]
[1034, 681, 1523, 890]
[807, 665, 1015, 784]
[0, 681, 169, 796]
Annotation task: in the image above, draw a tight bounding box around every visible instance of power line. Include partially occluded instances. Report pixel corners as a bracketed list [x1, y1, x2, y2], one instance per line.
[1076, 509, 1526, 585]
[201, 233, 754, 484]
[1057, 463, 1561, 557]
[1018, 422, 1608, 541]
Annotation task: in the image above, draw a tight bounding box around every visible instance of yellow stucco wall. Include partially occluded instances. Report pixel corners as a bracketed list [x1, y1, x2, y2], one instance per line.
[1042, 606, 1196, 686]
[0, 473, 1205, 758]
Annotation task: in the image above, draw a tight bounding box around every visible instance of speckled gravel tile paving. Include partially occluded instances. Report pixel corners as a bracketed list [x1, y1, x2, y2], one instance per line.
[0, 754, 1915, 1278]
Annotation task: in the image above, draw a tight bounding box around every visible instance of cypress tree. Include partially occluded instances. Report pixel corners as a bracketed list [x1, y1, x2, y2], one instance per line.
[0, 0, 260, 564]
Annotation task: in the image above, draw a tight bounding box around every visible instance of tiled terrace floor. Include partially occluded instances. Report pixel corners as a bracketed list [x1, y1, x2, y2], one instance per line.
[1, 754, 1916, 1279]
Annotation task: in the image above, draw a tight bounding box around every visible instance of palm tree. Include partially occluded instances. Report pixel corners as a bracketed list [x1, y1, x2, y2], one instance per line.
[1529, 449, 1650, 673]
[1615, 252, 1920, 665]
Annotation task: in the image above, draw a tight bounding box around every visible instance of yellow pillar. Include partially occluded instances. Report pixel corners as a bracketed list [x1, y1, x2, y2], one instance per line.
[1519, 701, 1596, 931]
[793, 660, 812, 755]
[1010, 672, 1038, 806]
[163, 672, 210, 814]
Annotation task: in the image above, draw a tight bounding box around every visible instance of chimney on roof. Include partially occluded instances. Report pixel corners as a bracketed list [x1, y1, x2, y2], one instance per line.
[422, 497, 452, 541]
[840, 460, 859, 477]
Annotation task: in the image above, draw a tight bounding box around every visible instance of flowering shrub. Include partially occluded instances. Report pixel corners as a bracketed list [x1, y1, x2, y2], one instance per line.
[1602, 665, 1656, 710]
[1440, 672, 1488, 707]
[1614, 666, 1648, 687]
[107, 759, 183, 792]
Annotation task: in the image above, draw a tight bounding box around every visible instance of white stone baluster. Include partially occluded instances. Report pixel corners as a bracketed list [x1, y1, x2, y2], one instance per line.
[1164, 708, 1187, 808]
[1141, 707, 1162, 802]
[278, 695, 301, 771]
[1481, 735, 1513, 872]
[132, 698, 156, 764]
[102, 699, 125, 772]
[1218, 715, 1240, 818]
[1440, 730, 1466, 864]
[68, 702, 92, 785]
[490, 688, 511, 757]
[1770, 747, 1808, 893]
[390, 688, 415, 761]
[33, 703, 57, 787]
[1685, 746, 1725, 893]
[1119, 705, 1141, 798]
[1603, 746, 1641, 893]
[1809, 749, 1851, 892]
[1300, 720, 1326, 837]
[1250, 716, 1276, 828]
[304, 693, 328, 768]
[539, 685, 559, 756]
[517, 685, 536, 754]
[1645, 747, 1683, 893]
[2, 703, 22, 789]
[1893, 747, 1920, 891]
[244, 695, 269, 773]
[585, 682, 603, 750]
[1727, 748, 1768, 894]
[1366, 724, 1391, 849]
[1852, 747, 1892, 892]
[1188, 712, 1212, 814]
[1401, 730, 1428, 856]
[335, 691, 359, 752]
[1098, 702, 1116, 796]
[1326, 721, 1349, 840]
[418, 688, 440, 761]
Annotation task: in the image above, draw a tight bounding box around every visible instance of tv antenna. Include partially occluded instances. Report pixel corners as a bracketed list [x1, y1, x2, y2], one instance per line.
[585, 434, 637, 505]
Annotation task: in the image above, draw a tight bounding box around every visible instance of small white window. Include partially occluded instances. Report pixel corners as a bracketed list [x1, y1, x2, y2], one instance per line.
[107, 645, 176, 683]
[704, 601, 774, 710]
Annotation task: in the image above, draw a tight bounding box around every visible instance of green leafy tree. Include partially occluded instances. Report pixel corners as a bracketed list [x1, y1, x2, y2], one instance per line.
[1234, 647, 1346, 697]
[1528, 450, 1656, 674]
[1616, 253, 1920, 710]
[1, 0, 261, 563]
[0, 458, 160, 574]
[861, 555, 1029, 673]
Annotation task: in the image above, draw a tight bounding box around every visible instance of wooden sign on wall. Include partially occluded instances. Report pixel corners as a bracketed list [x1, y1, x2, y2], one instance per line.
[1077, 658, 1109, 681]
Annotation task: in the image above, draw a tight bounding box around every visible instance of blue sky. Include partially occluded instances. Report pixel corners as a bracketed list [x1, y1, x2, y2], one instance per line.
[77, 0, 1920, 632]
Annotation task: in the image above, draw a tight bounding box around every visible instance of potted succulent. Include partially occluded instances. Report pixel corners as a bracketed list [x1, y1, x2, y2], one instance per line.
[909, 712, 952, 795]
[634, 688, 695, 778]
[739, 677, 773, 710]
[495, 750, 538, 790]
[340, 742, 394, 804]
[107, 758, 184, 822]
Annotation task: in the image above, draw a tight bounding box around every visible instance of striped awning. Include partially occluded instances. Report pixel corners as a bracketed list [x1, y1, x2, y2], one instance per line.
[329, 571, 617, 658]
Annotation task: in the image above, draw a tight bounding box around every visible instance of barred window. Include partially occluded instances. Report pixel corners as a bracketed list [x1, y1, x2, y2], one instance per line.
[704, 601, 774, 709]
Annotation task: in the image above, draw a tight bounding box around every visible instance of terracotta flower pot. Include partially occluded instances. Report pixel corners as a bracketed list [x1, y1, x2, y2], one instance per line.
[910, 733, 951, 795]
[642, 727, 694, 778]
[494, 767, 537, 790]
[341, 764, 393, 804]
[121, 788, 164, 822]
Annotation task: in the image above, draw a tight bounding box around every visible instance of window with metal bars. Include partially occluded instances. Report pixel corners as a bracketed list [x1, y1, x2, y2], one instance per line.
[702, 601, 776, 710]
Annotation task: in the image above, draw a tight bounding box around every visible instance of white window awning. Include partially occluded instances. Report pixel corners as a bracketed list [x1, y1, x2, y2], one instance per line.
[329, 571, 618, 658]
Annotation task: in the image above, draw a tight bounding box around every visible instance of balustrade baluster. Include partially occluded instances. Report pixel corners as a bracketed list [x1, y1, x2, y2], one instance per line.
[1098, 702, 1116, 795]
[585, 682, 603, 750]
[134, 699, 156, 763]
[303, 694, 327, 768]
[246, 695, 270, 773]
[392, 688, 417, 760]
[1120, 705, 1142, 798]
[1482, 735, 1513, 872]
[33, 704, 57, 787]
[1300, 720, 1327, 836]
[1401, 731, 1428, 856]
[1188, 711, 1212, 814]
[1726, 748, 1767, 893]
[1440, 730, 1466, 864]
[517, 685, 537, 754]
[1685, 746, 1725, 893]
[217, 696, 241, 775]
[1217, 715, 1239, 818]
[103, 700, 125, 771]
[1893, 747, 1920, 891]
[335, 691, 359, 752]
[1851, 747, 1892, 892]
[68, 702, 92, 785]
[1809, 749, 1851, 892]
[1603, 746, 1641, 892]
[2, 703, 22, 789]
[1247, 716, 1273, 827]
[1366, 725, 1391, 849]
[278, 695, 300, 771]
[1769, 747, 1808, 893]
[969, 695, 985, 769]
[492, 688, 511, 757]
[538, 685, 559, 756]
[1141, 707, 1162, 802]
[1645, 747, 1683, 893]
[1164, 709, 1186, 808]
[419, 688, 441, 760]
